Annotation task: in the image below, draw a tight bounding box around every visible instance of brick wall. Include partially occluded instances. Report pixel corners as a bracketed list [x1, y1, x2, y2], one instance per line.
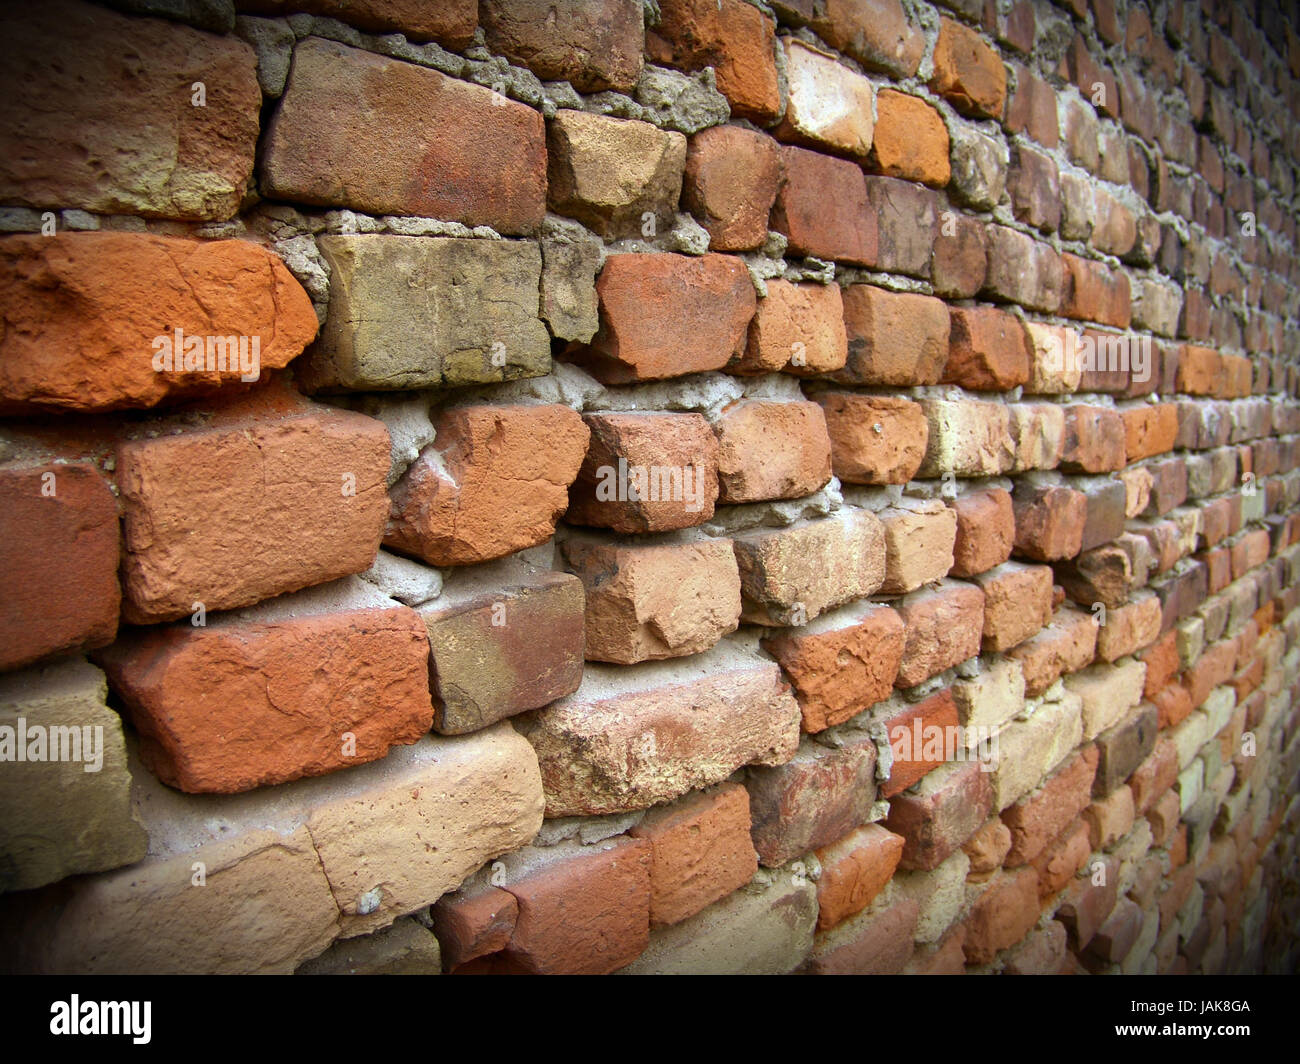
[0, 0, 1298, 975]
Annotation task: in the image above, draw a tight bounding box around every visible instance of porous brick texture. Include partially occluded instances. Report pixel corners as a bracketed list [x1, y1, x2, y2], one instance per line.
[0, 0, 1298, 981]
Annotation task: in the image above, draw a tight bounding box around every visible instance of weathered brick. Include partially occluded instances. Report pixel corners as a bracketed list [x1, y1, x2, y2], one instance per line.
[931, 17, 1007, 118]
[0, 658, 146, 894]
[1096, 592, 1163, 661]
[931, 212, 988, 298]
[0, 461, 119, 671]
[739, 280, 847, 375]
[770, 145, 876, 265]
[629, 783, 758, 927]
[480, 0, 643, 92]
[943, 305, 1032, 391]
[808, 0, 924, 79]
[431, 881, 519, 970]
[1061, 405, 1127, 473]
[1093, 703, 1159, 798]
[576, 253, 756, 383]
[886, 759, 993, 870]
[0, 0, 260, 221]
[263, 39, 545, 233]
[948, 489, 1015, 578]
[805, 897, 920, 974]
[1002, 747, 1098, 866]
[521, 644, 801, 817]
[683, 126, 784, 251]
[916, 398, 1014, 478]
[117, 392, 390, 624]
[300, 235, 548, 392]
[972, 562, 1054, 652]
[732, 511, 885, 626]
[746, 733, 878, 866]
[872, 89, 950, 186]
[566, 413, 719, 532]
[1065, 658, 1147, 741]
[0, 233, 317, 412]
[1012, 482, 1087, 561]
[714, 399, 832, 503]
[832, 284, 950, 386]
[420, 568, 584, 734]
[1008, 606, 1099, 696]
[546, 110, 686, 239]
[879, 688, 961, 796]
[562, 538, 741, 663]
[863, 175, 938, 278]
[895, 579, 986, 687]
[879, 500, 958, 593]
[776, 39, 874, 157]
[760, 603, 904, 733]
[98, 579, 433, 792]
[647, 0, 781, 122]
[962, 867, 1039, 964]
[988, 692, 1085, 809]
[982, 226, 1064, 312]
[387, 404, 588, 566]
[492, 837, 651, 974]
[814, 824, 905, 930]
[1060, 253, 1132, 329]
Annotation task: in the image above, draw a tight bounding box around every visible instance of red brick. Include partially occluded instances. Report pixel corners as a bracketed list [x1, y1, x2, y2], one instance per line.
[895, 579, 986, 687]
[1061, 405, 1127, 473]
[629, 783, 758, 926]
[1060, 253, 1132, 328]
[805, 897, 919, 974]
[886, 759, 994, 870]
[962, 867, 1039, 964]
[1012, 483, 1087, 561]
[1007, 606, 1099, 696]
[863, 176, 939, 278]
[1085, 897, 1144, 964]
[982, 226, 1064, 312]
[97, 593, 433, 793]
[577, 253, 756, 383]
[931, 212, 989, 299]
[947, 489, 1015, 578]
[1231, 529, 1271, 579]
[683, 126, 783, 251]
[388, 404, 588, 567]
[566, 413, 719, 532]
[480, 0, 643, 92]
[1055, 855, 1118, 950]
[1095, 593, 1163, 662]
[1003, 921, 1069, 974]
[1008, 144, 1062, 232]
[500, 838, 652, 974]
[761, 603, 904, 733]
[1153, 681, 1194, 729]
[963, 817, 1013, 875]
[881, 688, 961, 797]
[0, 233, 317, 413]
[0, 0, 261, 221]
[814, 393, 928, 486]
[872, 89, 950, 186]
[808, 0, 924, 79]
[117, 391, 391, 624]
[247, 0, 476, 46]
[770, 145, 876, 265]
[1185, 638, 1237, 707]
[1004, 64, 1059, 148]
[1002, 747, 1098, 866]
[972, 562, 1054, 652]
[431, 883, 519, 970]
[647, 0, 781, 122]
[943, 306, 1032, 391]
[263, 38, 545, 234]
[714, 399, 832, 504]
[1128, 735, 1179, 813]
[814, 824, 906, 930]
[1031, 820, 1092, 899]
[931, 17, 1007, 119]
[1139, 631, 1180, 698]
[1123, 403, 1179, 462]
[832, 284, 950, 386]
[739, 280, 847, 375]
[0, 462, 119, 671]
[746, 733, 878, 866]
